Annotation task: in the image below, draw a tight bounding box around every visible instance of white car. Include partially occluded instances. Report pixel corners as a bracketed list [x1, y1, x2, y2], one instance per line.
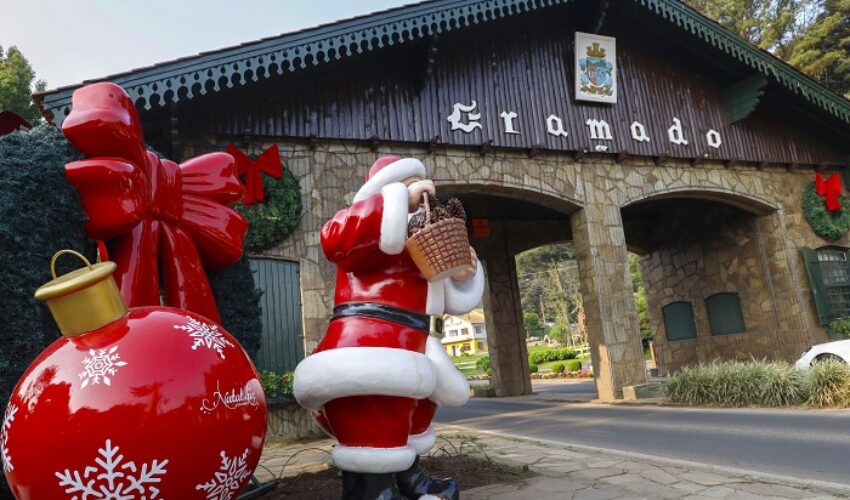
[795, 339, 850, 368]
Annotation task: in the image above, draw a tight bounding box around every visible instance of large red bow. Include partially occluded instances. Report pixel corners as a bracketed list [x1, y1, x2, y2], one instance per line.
[816, 172, 842, 213]
[62, 82, 247, 322]
[226, 144, 282, 205]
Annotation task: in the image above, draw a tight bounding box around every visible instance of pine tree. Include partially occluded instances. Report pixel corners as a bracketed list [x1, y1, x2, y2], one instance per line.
[788, 0, 850, 98]
[0, 46, 47, 124]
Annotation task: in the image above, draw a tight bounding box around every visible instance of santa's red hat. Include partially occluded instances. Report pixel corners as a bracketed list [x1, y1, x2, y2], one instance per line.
[353, 156, 426, 203]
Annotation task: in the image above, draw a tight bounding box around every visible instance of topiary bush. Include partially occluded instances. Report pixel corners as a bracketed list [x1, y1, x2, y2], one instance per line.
[0, 125, 94, 495]
[551, 363, 566, 374]
[527, 347, 578, 365]
[208, 256, 263, 360]
[566, 359, 582, 372]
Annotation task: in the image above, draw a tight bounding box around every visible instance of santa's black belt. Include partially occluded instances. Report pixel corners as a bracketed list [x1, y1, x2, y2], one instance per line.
[332, 302, 430, 334]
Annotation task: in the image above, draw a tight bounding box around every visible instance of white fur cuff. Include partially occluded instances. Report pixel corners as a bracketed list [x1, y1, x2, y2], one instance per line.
[425, 336, 470, 407]
[293, 347, 436, 410]
[408, 427, 436, 455]
[379, 182, 409, 255]
[353, 158, 426, 203]
[332, 445, 416, 473]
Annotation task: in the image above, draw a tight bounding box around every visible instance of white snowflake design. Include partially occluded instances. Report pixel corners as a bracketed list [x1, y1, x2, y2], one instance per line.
[174, 317, 235, 359]
[195, 448, 251, 499]
[79, 346, 128, 389]
[55, 439, 168, 499]
[2, 403, 17, 472]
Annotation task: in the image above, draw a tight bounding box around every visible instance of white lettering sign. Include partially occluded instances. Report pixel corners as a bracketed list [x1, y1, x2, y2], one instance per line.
[499, 111, 520, 135]
[546, 115, 569, 138]
[200, 381, 259, 414]
[630, 121, 650, 142]
[667, 118, 688, 146]
[447, 101, 482, 133]
[706, 129, 722, 149]
[586, 118, 613, 140]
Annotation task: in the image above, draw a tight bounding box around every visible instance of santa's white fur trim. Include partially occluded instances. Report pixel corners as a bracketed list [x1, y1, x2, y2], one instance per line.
[426, 336, 470, 407]
[293, 347, 436, 410]
[425, 280, 445, 315]
[332, 445, 416, 474]
[443, 261, 485, 315]
[353, 158, 426, 203]
[379, 182, 410, 255]
[408, 427, 436, 455]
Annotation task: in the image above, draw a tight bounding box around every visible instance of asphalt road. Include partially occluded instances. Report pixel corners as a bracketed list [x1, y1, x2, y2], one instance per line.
[435, 383, 850, 486]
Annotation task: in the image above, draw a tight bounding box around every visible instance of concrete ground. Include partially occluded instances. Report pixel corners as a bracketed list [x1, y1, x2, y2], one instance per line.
[256, 425, 850, 499]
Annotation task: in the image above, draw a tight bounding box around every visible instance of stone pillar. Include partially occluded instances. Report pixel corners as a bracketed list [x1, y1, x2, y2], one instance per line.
[478, 222, 533, 397]
[571, 202, 647, 400]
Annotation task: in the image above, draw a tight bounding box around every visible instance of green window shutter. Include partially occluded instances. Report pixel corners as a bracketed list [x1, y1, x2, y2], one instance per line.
[662, 301, 698, 341]
[705, 293, 746, 335]
[801, 247, 834, 325]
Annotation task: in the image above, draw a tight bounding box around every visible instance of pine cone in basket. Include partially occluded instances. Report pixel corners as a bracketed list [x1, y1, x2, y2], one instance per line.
[407, 195, 468, 236]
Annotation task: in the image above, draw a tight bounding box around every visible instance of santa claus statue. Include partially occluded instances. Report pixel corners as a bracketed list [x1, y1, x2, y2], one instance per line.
[294, 156, 484, 499]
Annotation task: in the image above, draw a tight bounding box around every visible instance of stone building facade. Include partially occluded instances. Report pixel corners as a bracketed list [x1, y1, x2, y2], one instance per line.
[39, 0, 850, 400]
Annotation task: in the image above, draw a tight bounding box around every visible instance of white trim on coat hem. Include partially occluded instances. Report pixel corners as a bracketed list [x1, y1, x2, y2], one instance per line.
[407, 427, 436, 455]
[332, 445, 416, 473]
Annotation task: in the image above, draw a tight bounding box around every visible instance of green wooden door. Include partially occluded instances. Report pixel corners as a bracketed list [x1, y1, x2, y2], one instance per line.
[250, 258, 304, 373]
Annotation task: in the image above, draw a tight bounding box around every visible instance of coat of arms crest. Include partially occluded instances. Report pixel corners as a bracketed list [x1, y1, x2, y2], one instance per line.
[575, 32, 617, 103]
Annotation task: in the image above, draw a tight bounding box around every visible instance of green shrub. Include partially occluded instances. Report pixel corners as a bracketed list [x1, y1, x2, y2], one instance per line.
[527, 347, 577, 365]
[260, 371, 294, 399]
[529, 363, 539, 373]
[666, 360, 808, 407]
[807, 359, 850, 408]
[551, 363, 566, 374]
[208, 256, 264, 359]
[827, 318, 850, 340]
[476, 355, 491, 372]
[486, 368, 493, 377]
[566, 359, 582, 372]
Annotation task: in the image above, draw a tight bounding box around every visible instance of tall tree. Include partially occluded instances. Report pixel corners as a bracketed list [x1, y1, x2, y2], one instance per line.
[685, 0, 810, 58]
[788, 0, 850, 98]
[0, 46, 47, 124]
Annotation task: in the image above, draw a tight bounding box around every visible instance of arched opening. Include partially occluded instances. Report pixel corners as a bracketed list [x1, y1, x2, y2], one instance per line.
[620, 193, 786, 375]
[437, 186, 580, 397]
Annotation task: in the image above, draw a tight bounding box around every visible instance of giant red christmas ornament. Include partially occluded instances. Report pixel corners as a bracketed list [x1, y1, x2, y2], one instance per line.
[62, 82, 247, 323]
[3, 251, 267, 499]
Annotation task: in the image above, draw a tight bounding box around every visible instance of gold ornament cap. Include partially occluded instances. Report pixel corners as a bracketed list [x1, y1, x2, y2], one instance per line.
[34, 250, 128, 337]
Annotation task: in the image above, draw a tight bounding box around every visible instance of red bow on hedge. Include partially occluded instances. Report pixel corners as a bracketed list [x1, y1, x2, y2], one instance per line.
[62, 82, 247, 322]
[816, 172, 842, 213]
[226, 144, 282, 205]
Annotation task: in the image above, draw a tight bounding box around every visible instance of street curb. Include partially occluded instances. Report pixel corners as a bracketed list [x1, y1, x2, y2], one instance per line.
[439, 424, 850, 495]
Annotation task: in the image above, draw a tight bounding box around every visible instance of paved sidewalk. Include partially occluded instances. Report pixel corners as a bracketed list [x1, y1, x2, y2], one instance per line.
[257, 425, 850, 499]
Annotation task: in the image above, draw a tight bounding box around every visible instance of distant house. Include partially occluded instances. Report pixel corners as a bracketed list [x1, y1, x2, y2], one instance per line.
[442, 309, 487, 357]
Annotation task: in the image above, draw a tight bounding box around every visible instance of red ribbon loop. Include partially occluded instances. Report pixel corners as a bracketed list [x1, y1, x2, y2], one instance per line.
[816, 172, 842, 213]
[226, 144, 283, 205]
[63, 82, 247, 322]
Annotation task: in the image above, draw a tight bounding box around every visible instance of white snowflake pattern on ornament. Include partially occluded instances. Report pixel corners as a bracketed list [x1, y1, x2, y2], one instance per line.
[174, 317, 235, 359]
[2, 403, 17, 472]
[55, 439, 168, 498]
[195, 448, 251, 499]
[79, 346, 128, 388]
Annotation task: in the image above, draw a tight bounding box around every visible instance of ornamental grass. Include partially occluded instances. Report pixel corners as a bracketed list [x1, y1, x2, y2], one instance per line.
[666, 359, 825, 407]
[806, 360, 850, 408]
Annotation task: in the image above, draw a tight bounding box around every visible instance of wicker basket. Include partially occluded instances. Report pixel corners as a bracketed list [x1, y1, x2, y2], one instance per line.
[406, 194, 472, 282]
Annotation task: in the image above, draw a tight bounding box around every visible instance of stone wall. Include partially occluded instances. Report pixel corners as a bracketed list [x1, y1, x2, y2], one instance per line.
[178, 136, 843, 395]
[266, 400, 326, 441]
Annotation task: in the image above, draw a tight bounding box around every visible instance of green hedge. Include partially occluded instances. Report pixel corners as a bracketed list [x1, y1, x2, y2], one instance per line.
[476, 355, 491, 372]
[667, 359, 850, 408]
[528, 347, 577, 365]
[551, 363, 566, 374]
[565, 359, 582, 372]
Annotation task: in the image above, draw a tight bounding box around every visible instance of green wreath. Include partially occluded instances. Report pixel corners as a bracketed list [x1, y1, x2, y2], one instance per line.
[802, 182, 850, 241]
[237, 168, 302, 252]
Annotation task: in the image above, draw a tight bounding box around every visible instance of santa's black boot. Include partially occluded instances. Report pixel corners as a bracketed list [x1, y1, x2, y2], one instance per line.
[396, 457, 459, 500]
[341, 471, 405, 500]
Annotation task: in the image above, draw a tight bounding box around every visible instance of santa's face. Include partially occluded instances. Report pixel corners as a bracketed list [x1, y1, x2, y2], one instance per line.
[403, 176, 424, 186]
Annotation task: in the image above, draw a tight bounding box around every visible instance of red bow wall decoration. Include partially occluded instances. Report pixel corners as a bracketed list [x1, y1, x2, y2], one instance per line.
[62, 83, 247, 322]
[226, 144, 283, 205]
[816, 172, 843, 213]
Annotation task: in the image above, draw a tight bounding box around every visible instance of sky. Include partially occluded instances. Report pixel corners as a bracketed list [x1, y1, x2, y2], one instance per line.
[1, 0, 410, 90]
